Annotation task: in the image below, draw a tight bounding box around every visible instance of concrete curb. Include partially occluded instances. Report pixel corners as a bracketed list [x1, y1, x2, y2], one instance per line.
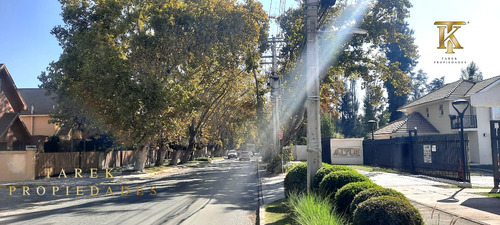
[257, 162, 265, 225]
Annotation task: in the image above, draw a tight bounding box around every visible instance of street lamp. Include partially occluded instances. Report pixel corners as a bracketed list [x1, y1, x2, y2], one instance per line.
[368, 120, 377, 140]
[452, 99, 470, 183]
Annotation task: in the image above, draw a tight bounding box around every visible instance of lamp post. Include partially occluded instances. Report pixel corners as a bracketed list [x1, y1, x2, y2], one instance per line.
[452, 99, 470, 183]
[368, 120, 377, 140]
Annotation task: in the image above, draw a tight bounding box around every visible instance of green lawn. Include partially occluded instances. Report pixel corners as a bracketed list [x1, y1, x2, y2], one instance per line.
[477, 192, 500, 199]
[348, 165, 402, 174]
[264, 199, 293, 225]
[144, 165, 172, 173]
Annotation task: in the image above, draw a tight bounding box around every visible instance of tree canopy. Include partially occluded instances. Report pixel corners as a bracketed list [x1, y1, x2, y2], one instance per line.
[40, 0, 269, 168]
[277, 0, 418, 144]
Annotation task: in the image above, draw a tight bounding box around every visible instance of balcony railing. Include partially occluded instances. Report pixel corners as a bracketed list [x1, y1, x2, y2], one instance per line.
[450, 115, 477, 129]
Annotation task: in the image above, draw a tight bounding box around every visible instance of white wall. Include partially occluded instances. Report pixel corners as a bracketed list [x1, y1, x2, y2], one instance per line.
[291, 145, 307, 161]
[476, 107, 493, 164]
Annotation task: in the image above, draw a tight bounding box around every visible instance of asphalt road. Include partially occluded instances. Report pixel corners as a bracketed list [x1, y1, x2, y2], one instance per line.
[0, 159, 259, 225]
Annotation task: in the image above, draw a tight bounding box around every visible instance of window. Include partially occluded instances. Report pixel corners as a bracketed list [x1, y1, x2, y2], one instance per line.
[439, 105, 444, 116]
[426, 108, 429, 117]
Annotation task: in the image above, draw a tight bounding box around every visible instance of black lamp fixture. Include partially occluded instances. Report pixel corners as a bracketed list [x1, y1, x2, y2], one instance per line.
[452, 99, 470, 117]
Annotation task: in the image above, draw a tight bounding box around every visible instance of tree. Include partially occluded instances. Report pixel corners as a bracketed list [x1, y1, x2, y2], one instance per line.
[277, 0, 417, 144]
[461, 61, 483, 81]
[338, 79, 361, 137]
[409, 69, 428, 101]
[427, 76, 445, 92]
[40, 0, 268, 169]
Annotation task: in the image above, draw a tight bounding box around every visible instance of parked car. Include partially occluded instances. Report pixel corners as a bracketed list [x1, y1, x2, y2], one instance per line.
[227, 150, 237, 159]
[239, 151, 251, 161]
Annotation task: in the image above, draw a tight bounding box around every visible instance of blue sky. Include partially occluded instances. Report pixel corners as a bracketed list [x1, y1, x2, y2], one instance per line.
[1, 0, 499, 88]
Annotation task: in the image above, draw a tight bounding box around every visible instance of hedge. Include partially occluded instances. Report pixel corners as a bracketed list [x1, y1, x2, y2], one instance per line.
[352, 196, 424, 225]
[284, 162, 307, 197]
[318, 170, 369, 197]
[349, 187, 407, 216]
[333, 181, 378, 215]
[312, 164, 355, 191]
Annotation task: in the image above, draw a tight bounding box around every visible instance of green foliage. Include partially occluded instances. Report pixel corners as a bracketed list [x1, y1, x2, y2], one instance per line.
[338, 80, 361, 137]
[287, 192, 346, 225]
[461, 61, 483, 82]
[352, 196, 424, 225]
[333, 181, 378, 215]
[349, 187, 407, 216]
[312, 164, 355, 191]
[318, 170, 368, 196]
[320, 114, 336, 138]
[427, 76, 445, 92]
[284, 162, 307, 197]
[267, 147, 293, 173]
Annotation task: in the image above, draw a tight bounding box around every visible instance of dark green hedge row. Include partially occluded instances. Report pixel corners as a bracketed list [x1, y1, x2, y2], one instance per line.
[283, 163, 423, 224]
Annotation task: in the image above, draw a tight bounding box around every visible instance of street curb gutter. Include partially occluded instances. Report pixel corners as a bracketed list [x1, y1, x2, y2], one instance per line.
[257, 162, 265, 225]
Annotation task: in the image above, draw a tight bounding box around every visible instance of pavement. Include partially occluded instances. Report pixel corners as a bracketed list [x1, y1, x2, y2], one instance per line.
[257, 162, 500, 225]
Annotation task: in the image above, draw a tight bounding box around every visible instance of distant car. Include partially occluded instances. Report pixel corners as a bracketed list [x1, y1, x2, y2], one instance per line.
[239, 151, 251, 161]
[228, 150, 237, 159]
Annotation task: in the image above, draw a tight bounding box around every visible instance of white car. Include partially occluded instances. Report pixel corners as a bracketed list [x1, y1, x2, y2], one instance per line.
[227, 150, 237, 159]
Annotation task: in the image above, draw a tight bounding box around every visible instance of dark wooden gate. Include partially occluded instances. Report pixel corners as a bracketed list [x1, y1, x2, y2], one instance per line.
[491, 121, 500, 188]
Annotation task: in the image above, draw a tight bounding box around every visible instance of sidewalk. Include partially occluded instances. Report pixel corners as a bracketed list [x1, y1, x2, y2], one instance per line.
[257, 163, 500, 225]
[358, 171, 500, 225]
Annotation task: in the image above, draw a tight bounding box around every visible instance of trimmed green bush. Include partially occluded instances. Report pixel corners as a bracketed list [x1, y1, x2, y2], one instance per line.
[349, 187, 407, 215]
[334, 181, 378, 215]
[318, 170, 369, 196]
[288, 192, 346, 225]
[284, 162, 307, 197]
[352, 196, 424, 225]
[312, 164, 355, 191]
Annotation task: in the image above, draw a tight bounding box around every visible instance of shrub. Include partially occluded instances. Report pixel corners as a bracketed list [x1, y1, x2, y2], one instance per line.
[334, 181, 378, 215]
[288, 192, 346, 225]
[349, 187, 407, 215]
[318, 170, 369, 197]
[284, 162, 307, 197]
[352, 196, 424, 225]
[312, 164, 355, 191]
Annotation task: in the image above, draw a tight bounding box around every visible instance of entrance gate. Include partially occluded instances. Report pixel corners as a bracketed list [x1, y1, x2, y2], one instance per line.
[491, 121, 500, 188]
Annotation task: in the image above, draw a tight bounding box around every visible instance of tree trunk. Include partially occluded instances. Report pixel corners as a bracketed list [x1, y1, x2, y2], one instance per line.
[134, 142, 149, 172]
[169, 149, 182, 166]
[180, 119, 197, 164]
[155, 146, 168, 167]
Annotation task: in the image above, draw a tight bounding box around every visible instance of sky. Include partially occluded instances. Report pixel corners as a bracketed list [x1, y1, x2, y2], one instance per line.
[1, 0, 499, 88]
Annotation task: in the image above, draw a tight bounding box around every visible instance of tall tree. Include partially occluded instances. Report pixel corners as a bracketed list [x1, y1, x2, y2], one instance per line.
[461, 61, 483, 82]
[338, 79, 361, 137]
[409, 69, 428, 101]
[427, 76, 445, 92]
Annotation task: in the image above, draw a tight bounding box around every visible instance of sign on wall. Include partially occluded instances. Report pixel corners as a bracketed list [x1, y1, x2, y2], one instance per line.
[330, 138, 364, 165]
[423, 145, 432, 163]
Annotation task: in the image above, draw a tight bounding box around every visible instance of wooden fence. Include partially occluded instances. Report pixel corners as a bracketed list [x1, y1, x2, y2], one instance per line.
[35, 150, 136, 177]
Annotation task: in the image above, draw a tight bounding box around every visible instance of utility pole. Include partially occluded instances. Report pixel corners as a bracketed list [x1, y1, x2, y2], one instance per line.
[306, 0, 322, 191]
[261, 37, 284, 161]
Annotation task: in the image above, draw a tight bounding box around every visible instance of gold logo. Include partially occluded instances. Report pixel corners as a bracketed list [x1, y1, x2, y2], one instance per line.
[434, 21, 466, 54]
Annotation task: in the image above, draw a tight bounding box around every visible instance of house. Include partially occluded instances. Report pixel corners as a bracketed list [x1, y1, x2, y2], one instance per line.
[0, 64, 33, 150]
[18, 88, 59, 136]
[374, 75, 500, 165]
